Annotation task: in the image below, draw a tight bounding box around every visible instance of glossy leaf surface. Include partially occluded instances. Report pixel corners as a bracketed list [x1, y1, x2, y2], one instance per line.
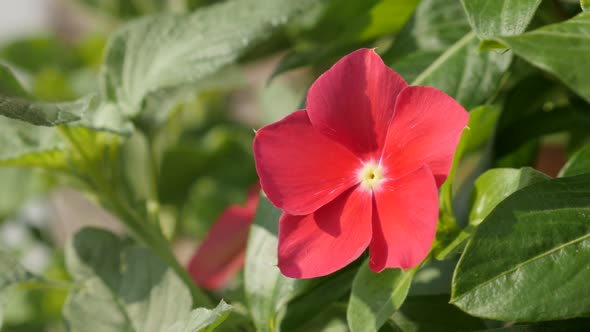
[453, 174, 590, 321]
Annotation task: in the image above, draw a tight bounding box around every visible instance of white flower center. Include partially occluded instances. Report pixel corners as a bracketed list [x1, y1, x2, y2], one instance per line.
[358, 162, 384, 191]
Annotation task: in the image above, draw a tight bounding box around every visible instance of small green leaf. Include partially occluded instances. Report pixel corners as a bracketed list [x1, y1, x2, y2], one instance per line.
[100, 0, 315, 121]
[469, 167, 549, 226]
[452, 174, 590, 321]
[559, 144, 590, 177]
[244, 196, 311, 332]
[0, 64, 91, 126]
[496, 12, 590, 103]
[463, 105, 501, 154]
[347, 261, 415, 332]
[461, 0, 542, 39]
[63, 227, 201, 332]
[165, 300, 232, 332]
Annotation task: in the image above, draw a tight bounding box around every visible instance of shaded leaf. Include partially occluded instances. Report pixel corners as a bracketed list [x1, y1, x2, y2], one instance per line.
[476, 318, 590, 331]
[281, 266, 357, 331]
[383, 0, 512, 109]
[452, 174, 590, 321]
[347, 261, 415, 332]
[390, 295, 486, 332]
[272, 0, 418, 78]
[461, 0, 542, 39]
[382, 0, 471, 63]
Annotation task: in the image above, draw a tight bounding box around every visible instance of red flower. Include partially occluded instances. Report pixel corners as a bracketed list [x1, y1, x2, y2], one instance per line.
[187, 184, 260, 290]
[253, 49, 468, 278]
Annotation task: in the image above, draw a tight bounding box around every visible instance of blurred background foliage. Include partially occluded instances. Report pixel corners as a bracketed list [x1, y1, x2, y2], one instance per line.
[0, 0, 589, 331]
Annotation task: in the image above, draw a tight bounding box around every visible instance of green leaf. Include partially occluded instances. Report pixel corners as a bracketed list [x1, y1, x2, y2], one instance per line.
[271, 0, 418, 78]
[164, 300, 232, 332]
[0, 117, 67, 169]
[0, 65, 131, 169]
[469, 167, 549, 226]
[281, 267, 357, 330]
[63, 227, 219, 332]
[347, 261, 415, 332]
[383, 0, 512, 109]
[496, 12, 590, 103]
[452, 174, 590, 321]
[474, 318, 590, 331]
[411, 32, 512, 110]
[559, 144, 590, 177]
[390, 295, 486, 332]
[100, 0, 315, 121]
[0, 64, 91, 126]
[462, 105, 501, 155]
[0, 251, 36, 292]
[382, 0, 471, 63]
[461, 0, 542, 39]
[244, 196, 311, 332]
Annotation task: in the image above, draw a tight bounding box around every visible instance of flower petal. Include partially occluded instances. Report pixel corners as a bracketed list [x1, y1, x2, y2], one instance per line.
[254, 110, 361, 215]
[381, 86, 469, 187]
[369, 165, 438, 272]
[306, 48, 408, 160]
[187, 192, 259, 290]
[278, 188, 372, 278]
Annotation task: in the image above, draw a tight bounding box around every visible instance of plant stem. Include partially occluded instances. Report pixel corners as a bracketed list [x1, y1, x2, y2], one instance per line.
[59, 127, 213, 307]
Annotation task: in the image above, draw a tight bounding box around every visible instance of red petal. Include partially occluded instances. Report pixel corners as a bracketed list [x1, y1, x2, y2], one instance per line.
[278, 188, 372, 278]
[381, 86, 469, 187]
[187, 192, 259, 290]
[306, 48, 408, 161]
[254, 110, 361, 215]
[369, 165, 438, 272]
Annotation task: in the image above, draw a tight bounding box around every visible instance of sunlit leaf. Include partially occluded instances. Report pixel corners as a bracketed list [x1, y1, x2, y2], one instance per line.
[469, 167, 549, 226]
[100, 0, 316, 123]
[559, 144, 590, 177]
[164, 300, 232, 332]
[64, 227, 227, 332]
[496, 12, 590, 103]
[461, 0, 542, 39]
[452, 174, 590, 321]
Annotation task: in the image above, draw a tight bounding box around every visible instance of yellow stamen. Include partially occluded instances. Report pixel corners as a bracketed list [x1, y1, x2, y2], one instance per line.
[358, 162, 383, 191]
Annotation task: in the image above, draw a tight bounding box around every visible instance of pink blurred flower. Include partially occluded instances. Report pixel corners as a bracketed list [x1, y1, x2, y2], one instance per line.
[188, 184, 259, 290]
